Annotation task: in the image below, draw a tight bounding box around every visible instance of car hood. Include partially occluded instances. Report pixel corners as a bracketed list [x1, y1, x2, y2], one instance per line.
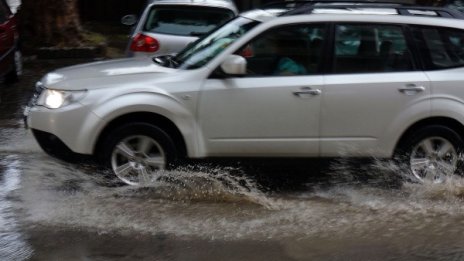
[42, 57, 175, 89]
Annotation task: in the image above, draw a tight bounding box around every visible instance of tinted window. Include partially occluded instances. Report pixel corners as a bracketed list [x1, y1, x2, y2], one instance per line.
[333, 24, 414, 74]
[144, 6, 234, 37]
[445, 0, 464, 13]
[413, 26, 464, 70]
[236, 24, 325, 76]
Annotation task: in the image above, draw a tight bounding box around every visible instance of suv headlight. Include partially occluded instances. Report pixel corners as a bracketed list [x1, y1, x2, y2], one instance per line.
[37, 89, 87, 109]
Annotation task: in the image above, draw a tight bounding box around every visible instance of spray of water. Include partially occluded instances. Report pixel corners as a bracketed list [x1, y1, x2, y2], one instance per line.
[89, 164, 279, 210]
[3, 127, 464, 242]
[315, 156, 464, 216]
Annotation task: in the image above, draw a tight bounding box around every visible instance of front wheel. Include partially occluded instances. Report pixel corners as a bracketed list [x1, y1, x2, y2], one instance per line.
[102, 123, 177, 186]
[397, 126, 464, 183]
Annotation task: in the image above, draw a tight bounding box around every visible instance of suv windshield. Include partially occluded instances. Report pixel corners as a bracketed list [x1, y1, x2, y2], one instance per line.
[144, 5, 235, 37]
[174, 17, 259, 69]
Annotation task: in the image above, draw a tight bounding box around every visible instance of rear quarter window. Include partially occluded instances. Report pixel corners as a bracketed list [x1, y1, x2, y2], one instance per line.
[412, 26, 464, 70]
[143, 5, 235, 37]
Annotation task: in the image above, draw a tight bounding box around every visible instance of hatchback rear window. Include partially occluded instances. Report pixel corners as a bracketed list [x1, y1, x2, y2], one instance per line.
[143, 5, 235, 37]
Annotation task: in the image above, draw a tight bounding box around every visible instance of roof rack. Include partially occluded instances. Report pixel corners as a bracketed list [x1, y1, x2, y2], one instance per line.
[279, 3, 464, 19]
[262, 0, 413, 9]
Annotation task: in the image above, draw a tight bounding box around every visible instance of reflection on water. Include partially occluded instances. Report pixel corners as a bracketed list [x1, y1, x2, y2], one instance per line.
[0, 156, 32, 260]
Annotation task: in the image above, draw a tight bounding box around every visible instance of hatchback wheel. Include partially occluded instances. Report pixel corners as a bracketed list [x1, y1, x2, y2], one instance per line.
[102, 123, 177, 186]
[399, 126, 463, 183]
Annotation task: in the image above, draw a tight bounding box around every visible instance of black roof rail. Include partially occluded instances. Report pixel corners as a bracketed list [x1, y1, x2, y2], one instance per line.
[262, 1, 316, 9]
[262, 0, 413, 9]
[280, 4, 464, 19]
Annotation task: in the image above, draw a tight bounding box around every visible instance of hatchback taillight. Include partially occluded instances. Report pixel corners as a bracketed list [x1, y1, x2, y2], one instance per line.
[130, 33, 160, 53]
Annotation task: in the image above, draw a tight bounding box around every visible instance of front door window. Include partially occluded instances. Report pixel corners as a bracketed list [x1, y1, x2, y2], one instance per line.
[235, 24, 326, 76]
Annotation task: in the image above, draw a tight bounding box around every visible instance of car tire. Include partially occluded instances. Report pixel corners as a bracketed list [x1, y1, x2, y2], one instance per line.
[396, 125, 464, 183]
[101, 122, 178, 186]
[4, 50, 22, 84]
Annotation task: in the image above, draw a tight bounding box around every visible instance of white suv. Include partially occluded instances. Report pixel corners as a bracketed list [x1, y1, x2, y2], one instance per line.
[25, 6, 464, 185]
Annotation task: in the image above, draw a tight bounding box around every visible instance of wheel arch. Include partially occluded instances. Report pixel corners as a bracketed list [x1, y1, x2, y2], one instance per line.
[94, 112, 188, 159]
[395, 116, 464, 153]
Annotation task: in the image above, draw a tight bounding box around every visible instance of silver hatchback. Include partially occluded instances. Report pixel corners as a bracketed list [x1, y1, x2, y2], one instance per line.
[122, 0, 238, 57]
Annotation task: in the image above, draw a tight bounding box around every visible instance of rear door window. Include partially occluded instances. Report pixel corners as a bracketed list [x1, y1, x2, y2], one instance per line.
[333, 24, 415, 74]
[412, 26, 464, 70]
[143, 5, 235, 37]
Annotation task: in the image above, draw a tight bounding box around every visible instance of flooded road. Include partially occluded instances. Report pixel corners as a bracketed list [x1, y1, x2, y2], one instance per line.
[1, 59, 464, 260]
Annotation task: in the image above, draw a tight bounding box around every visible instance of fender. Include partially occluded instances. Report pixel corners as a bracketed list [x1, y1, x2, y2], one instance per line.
[384, 96, 464, 158]
[380, 96, 432, 158]
[80, 91, 199, 157]
[430, 95, 464, 124]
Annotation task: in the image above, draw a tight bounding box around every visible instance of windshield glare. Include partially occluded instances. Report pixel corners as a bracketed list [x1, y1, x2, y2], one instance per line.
[176, 17, 259, 70]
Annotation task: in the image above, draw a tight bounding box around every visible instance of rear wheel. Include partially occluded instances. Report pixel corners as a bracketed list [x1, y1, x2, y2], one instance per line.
[397, 126, 463, 183]
[102, 123, 177, 186]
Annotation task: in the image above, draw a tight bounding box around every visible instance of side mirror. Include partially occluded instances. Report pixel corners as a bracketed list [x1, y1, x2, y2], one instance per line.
[221, 55, 247, 76]
[121, 14, 138, 26]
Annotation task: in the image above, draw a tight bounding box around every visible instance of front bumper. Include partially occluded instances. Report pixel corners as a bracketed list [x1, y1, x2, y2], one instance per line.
[25, 100, 102, 155]
[31, 129, 76, 160]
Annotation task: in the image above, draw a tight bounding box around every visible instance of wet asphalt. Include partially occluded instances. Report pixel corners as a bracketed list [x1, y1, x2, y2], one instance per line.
[1, 58, 464, 260]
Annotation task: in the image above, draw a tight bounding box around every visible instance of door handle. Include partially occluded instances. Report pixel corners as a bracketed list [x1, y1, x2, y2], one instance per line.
[398, 84, 425, 95]
[293, 87, 321, 97]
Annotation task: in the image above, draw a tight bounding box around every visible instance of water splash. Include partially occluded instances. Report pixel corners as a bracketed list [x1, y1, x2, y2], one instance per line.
[314, 157, 464, 216]
[4, 133, 464, 242]
[114, 166, 278, 209]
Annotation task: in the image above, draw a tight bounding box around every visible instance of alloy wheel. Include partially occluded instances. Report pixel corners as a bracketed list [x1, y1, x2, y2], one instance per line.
[410, 137, 458, 183]
[110, 135, 166, 186]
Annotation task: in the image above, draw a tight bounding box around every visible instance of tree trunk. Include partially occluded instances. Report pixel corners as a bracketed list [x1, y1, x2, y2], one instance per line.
[19, 0, 83, 47]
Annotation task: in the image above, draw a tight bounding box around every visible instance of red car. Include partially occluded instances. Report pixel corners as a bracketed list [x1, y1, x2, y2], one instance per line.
[0, 0, 21, 83]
